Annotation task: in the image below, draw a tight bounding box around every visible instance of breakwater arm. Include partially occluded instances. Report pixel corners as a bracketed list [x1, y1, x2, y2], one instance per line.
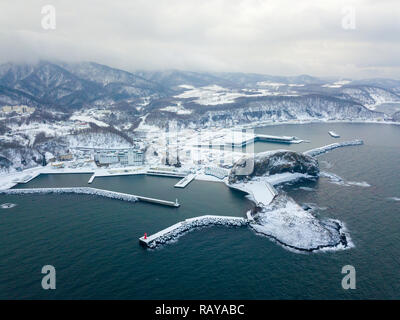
[139, 215, 248, 248]
[0, 187, 180, 207]
[303, 139, 363, 157]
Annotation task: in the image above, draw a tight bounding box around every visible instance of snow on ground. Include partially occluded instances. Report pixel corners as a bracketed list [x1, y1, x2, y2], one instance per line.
[322, 80, 351, 88]
[5, 121, 74, 146]
[160, 102, 193, 115]
[256, 82, 286, 88]
[228, 180, 277, 206]
[70, 114, 109, 127]
[66, 131, 132, 149]
[264, 172, 314, 186]
[250, 195, 352, 251]
[174, 84, 299, 105]
[174, 85, 245, 105]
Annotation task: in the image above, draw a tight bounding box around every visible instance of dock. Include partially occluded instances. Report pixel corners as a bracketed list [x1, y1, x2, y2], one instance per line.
[146, 170, 186, 178]
[136, 195, 180, 207]
[229, 134, 303, 147]
[88, 173, 96, 184]
[13, 172, 41, 184]
[194, 134, 303, 149]
[139, 215, 247, 248]
[174, 174, 196, 188]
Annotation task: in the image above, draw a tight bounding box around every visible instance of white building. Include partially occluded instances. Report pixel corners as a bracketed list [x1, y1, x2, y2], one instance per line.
[94, 148, 144, 166]
[1, 105, 35, 115]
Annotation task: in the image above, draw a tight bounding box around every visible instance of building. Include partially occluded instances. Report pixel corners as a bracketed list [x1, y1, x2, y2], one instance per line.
[94, 148, 144, 166]
[58, 154, 73, 161]
[95, 151, 119, 165]
[1, 105, 35, 115]
[51, 162, 65, 169]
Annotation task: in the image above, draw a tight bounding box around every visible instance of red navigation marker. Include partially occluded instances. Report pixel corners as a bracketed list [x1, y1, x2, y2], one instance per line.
[144, 233, 147, 239]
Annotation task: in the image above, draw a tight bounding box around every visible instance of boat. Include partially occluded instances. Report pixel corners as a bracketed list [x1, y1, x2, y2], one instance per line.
[328, 131, 340, 138]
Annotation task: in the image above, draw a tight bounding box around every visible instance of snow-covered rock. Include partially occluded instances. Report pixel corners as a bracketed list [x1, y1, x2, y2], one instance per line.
[250, 195, 352, 252]
[228, 150, 319, 184]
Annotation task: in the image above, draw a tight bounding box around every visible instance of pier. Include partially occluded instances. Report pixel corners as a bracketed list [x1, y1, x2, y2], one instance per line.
[88, 173, 96, 184]
[13, 172, 41, 184]
[228, 134, 303, 147]
[139, 215, 247, 248]
[146, 170, 186, 178]
[174, 174, 196, 188]
[0, 187, 180, 208]
[136, 195, 180, 207]
[194, 134, 303, 149]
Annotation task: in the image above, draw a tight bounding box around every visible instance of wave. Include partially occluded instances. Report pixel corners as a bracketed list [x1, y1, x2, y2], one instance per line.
[320, 171, 371, 187]
[1, 203, 17, 209]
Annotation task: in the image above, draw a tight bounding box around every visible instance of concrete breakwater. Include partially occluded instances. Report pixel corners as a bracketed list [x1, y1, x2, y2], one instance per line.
[139, 215, 248, 248]
[1, 187, 180, 207]
[304, 139, 363, 157]
[0, 187, 139, 202]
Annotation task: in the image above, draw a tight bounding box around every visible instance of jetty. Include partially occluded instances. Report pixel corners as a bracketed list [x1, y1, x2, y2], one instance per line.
[88, 173, 96, 184]
[194, 133, 303, 149]
[136, 195, 180, 207]
[139, 215, 247, 248]
[174, 174, 196, 188]
[146, 169, 186, 178]
[227, 134, 303, 147]
[304, 139, 363, 157]
[0, 187, 180, 207]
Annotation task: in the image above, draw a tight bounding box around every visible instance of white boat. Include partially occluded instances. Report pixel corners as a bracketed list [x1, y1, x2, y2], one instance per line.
[328, 131, 340, 138]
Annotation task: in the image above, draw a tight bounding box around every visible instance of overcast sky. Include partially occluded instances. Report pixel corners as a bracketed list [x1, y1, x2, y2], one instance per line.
[0, 0, 399, 78]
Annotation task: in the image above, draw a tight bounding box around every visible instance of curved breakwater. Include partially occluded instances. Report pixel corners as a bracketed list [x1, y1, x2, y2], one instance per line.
[139, 215, 248, 248]
[304, 139, 363, 157]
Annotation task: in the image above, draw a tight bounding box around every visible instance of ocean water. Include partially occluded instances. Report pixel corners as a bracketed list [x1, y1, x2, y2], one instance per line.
[0, 123, 399, 299]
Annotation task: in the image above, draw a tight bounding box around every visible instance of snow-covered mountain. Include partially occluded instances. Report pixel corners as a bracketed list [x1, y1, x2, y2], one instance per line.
[0, 60, 399, 117]
[1, 60, 398, 172]
[392, 111, 400, 122]
[336, 85, 400, 110]
[143, 94, 383, 128]
[0, 61, 169, 110]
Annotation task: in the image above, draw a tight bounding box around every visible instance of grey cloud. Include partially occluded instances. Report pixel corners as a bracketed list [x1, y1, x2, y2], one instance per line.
[0, 0, 399, 78]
